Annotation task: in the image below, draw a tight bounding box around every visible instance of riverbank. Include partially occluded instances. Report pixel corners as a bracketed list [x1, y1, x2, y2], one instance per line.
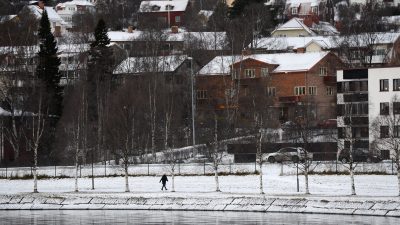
[1, 192, 400, 217]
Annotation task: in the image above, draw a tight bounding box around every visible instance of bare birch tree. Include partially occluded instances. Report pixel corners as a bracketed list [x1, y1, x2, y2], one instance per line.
[371, 96, 400, 196]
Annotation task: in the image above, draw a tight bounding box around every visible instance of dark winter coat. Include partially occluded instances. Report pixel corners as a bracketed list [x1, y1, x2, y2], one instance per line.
[160, 175, 168, 183]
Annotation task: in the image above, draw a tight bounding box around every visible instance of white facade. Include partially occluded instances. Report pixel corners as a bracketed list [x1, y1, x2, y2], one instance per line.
[56, 1, 95, 26]
[337, 67, 400, 158]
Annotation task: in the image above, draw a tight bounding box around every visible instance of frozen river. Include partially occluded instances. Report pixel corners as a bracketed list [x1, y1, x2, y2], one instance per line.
[1, 210, 400, 225]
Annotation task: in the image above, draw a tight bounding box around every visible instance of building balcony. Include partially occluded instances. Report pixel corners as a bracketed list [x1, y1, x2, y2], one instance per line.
[279, 95, 303, 103]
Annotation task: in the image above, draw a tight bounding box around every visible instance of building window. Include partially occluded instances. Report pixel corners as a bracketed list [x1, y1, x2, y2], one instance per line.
[291, 7, 298, 15]
[326, 86, 335, 96]
[244, 69, 255, 78]
[265, 87, 276, 97]
[197, 90, 207, 99]
[380, 79, 389, 91]
[294, 86, 306, 96]
[175, 16, 181, 23]
[261, 68, 269, 77]
[308, 86, 317, 95]
[394, 102, 400, 114]
[394, 79, 400, 91]
[380, 126, 389, 138]
[319, 67, 328, 76]
[352, 127, 369, 138]
[395, 126, 400, 138]
[311, 6, 318, 14]
[380, 102, 389, 115]
[374, 49, 386, 56]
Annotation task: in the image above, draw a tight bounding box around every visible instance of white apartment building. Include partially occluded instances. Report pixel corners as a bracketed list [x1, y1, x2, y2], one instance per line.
[337, 67, 400, 159]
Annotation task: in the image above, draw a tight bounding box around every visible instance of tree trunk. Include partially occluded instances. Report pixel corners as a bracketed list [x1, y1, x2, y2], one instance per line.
[304, 169, 310, 194]
[33, 145, 38, 193]
[214, 163, 220, 192]
[124, 161, 130, 192]
[350, 162, 356, 195]
[397, 163, 400, 196]
[258, 130, 264, 194]
[171, 169, 175, 192]
[74, 156, 79, 192]
[397, 160, 400, 197]
[259, 162, 264, 194]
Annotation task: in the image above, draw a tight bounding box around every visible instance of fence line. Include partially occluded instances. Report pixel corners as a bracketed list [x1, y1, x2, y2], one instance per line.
[0, 161, 397, 179]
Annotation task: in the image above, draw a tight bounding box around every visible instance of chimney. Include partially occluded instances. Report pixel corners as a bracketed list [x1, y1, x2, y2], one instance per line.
[171, 26, 179, 33]
[128, 26, 133, 33]
[297, 47, 305, 53]
[38, 0, 45, 10]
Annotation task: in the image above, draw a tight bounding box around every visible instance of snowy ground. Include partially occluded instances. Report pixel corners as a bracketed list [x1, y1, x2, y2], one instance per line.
[0, 163, 398, 198]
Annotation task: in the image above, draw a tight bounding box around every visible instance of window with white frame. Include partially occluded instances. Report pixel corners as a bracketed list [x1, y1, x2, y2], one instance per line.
[308, 86, 317, 95]
[294, 86, 306, 95]
[319, 67, 328, 76]
[291, 7, 298, 15]
[326, 86, 335, 96]
[261, 68, 269, 77]
[197, 90, 207, 99]
[244, 69, 255, 78]
[265, 87, 276, 97]
[311, 6, 318, 14]
[394, 79, 400, 91]
[175, 16, 181, 23]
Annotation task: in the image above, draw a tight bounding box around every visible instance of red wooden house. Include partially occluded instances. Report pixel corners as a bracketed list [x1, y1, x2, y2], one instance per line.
[138, 0, 190, 28]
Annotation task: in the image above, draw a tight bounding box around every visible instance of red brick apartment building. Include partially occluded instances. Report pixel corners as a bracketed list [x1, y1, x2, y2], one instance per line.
[196, 51, 342, 125]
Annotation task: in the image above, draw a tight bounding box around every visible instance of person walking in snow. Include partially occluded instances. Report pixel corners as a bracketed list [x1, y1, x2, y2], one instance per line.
[160, 174, 168, 190]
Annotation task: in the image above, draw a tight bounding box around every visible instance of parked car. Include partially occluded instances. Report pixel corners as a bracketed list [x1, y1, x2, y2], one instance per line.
[185, 154, 210, 163]
[318, 119, 337, 128]
[338, 149, 382, 163]
[263, 147, 313, 163]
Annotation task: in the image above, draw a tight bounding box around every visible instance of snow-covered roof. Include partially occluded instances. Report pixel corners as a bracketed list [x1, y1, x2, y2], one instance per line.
[198, 10, 213, 19]
[0, 107, 11, 116]
[272, 18, 316, 36]
[0, 15, 17, 23]
[57, 0, 95, 7]
[311, 21, 339, 36]
[113, 55, 188, 74]
[27, 5, 65, 23]
[251, 32, 400, 51]
[198, 55, 241, 75]
[107, 31, 143, 42]
[251, 36, 334, 51]
[199, 52, 330, 75]
[0, 44, 90, 56]
[139, 0, 189, 13]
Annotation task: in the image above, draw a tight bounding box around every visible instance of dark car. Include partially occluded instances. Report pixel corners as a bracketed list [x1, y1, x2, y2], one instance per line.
[318, 119, 337, 128]
[338, 149, 382, 163]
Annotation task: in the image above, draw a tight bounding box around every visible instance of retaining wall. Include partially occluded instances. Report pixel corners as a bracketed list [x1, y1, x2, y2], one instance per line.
[1, 194, 400, 217]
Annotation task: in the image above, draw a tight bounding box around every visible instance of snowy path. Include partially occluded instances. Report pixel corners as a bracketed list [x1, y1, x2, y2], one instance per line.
[0, 174, 398, 198]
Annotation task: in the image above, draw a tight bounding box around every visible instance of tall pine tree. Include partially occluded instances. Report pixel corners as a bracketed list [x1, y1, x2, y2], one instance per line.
[36, 10, 63, 119]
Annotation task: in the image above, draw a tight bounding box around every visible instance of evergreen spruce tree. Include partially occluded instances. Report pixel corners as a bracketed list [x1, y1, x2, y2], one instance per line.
[229, 0, 264, 18]
[36, 10, 63, 119]
[91, 19, 110, 48]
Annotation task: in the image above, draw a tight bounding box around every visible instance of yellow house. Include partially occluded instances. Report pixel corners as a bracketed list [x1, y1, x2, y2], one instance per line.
[271, 18, 316, 37]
